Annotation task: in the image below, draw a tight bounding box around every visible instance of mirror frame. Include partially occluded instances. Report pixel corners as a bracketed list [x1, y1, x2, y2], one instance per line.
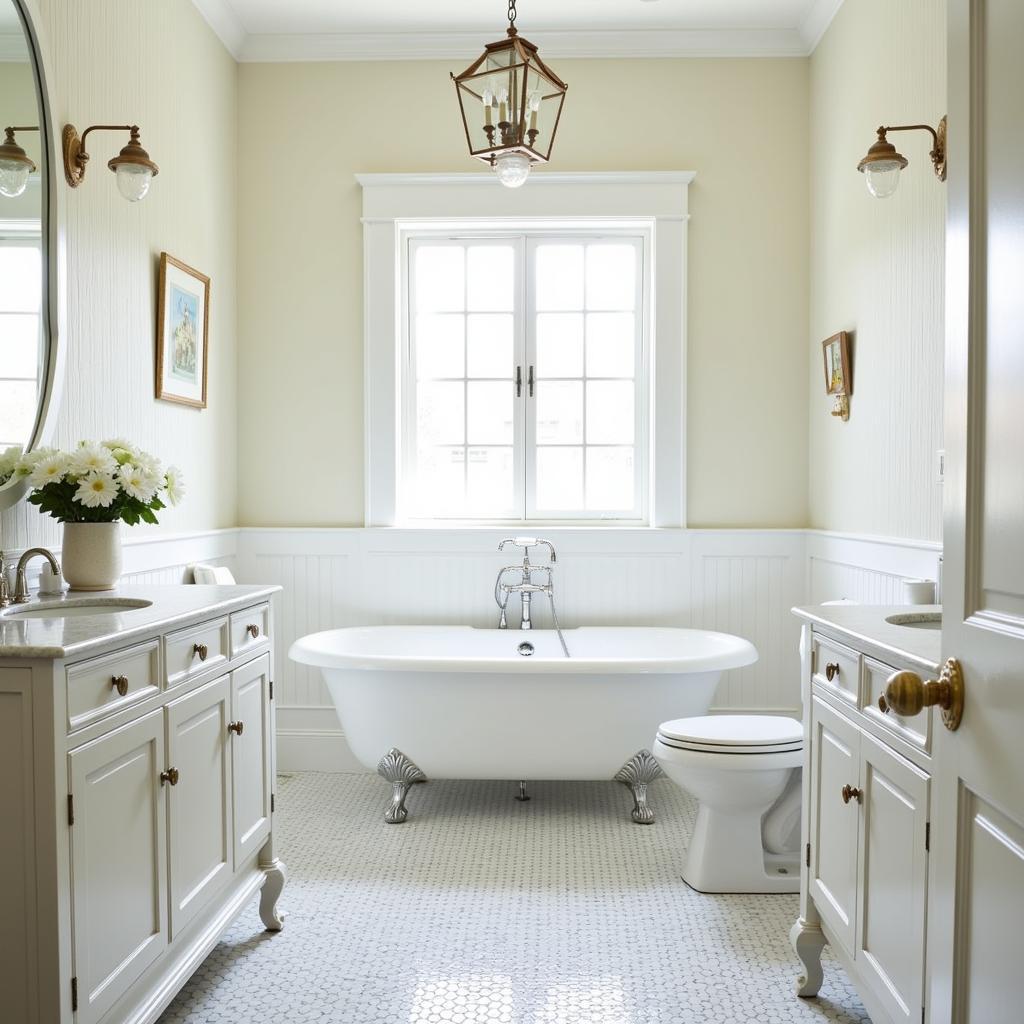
[0, 0, 65, 510]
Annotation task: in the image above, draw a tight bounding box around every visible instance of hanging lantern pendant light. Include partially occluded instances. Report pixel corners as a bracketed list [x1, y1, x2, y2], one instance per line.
[451, 0, 568, 188]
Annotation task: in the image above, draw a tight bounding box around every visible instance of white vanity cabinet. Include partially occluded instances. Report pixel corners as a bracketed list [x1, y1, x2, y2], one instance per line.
[0, 585, 285, 1024]
[791, 607, 940, 1024]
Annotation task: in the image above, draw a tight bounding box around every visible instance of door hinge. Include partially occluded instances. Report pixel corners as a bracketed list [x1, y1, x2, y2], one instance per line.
[71, 976, 78, 1012]
[805, 842, 811, 868]
[269, 679, 274, 700]
[271, 793, 275, 813]
[67, 794, 74, 826]
[925, 822, 930, 851]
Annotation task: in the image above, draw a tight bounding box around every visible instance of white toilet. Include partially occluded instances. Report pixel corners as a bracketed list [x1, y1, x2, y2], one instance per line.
[653, 715, 803, 894]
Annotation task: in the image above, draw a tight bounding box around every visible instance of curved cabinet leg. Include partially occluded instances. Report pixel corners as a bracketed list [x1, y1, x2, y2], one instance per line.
[377, 748, 427, 824]
[789, 917, 826, 997]
[614, 749, 664, 824]
[259, 858, 287, 931]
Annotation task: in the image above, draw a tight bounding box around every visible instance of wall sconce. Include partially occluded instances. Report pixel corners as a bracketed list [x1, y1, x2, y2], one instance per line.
[0, 125, 38, 198]
[857, 115, 946, 198]
[62, 123, 159, 202]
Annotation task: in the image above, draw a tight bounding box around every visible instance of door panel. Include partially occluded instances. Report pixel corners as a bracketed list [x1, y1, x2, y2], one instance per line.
[809, 695, 860, 956]
[166, 675, 232, 939]
[231, 654, 272, 867]
[68, 712, 167, 1024]
[856, 733, 929, 1024]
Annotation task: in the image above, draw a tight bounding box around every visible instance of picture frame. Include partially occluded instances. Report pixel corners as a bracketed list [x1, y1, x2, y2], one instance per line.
[822, 330, 852, 421]
[156, 252, 209, 408]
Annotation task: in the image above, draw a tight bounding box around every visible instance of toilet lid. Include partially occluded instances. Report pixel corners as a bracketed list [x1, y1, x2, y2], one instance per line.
[657, 715, 803, 753]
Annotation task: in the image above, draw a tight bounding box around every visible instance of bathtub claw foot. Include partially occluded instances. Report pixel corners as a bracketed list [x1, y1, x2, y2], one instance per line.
[516, 780, 531, 802]
[377, 748, 426, 823]
[615, 749, 665, 824]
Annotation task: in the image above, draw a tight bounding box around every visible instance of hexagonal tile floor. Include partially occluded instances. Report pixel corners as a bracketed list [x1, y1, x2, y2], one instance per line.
[158, 772, 870, 1024]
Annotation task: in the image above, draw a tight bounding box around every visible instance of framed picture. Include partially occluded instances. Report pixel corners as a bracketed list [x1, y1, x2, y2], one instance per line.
[822, 331, 852, 396]
[156, 252, 209, 408]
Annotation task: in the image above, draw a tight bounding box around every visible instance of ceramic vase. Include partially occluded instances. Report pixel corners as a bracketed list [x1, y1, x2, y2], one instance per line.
[62, 522, 122, 591]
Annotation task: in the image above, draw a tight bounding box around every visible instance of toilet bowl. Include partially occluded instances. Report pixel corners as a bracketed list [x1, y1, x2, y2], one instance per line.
[653, 715, 803, 894]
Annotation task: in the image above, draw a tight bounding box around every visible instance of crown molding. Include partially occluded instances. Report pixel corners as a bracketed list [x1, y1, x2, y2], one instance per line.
[191, 0, 246, 59]
[798, 0, 845, 52]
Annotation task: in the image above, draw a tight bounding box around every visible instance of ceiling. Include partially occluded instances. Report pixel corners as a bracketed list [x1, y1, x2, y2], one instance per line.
[192, 0, 844, 62]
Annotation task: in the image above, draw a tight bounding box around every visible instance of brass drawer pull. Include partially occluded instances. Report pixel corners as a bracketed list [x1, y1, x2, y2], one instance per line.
[841, 784, 862, 805]
[160, 767, 180, 786]
[111, 674, 129, 697]
[825, 662, 841, 682]
[193, 642, 208, 661]
[878, 694, 890, 713]
[246, 623, 260, 639]
[227, 720, 244, 736]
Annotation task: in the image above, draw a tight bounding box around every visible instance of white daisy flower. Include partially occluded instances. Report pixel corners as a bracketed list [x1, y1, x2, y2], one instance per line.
[75, 472, 119, 508]
[68, 443, 117, 478]
[0, 445, 23, 478]
[164, 465, 186, 506]
[118, 463, 158, 502]
[28, 452, 69, 488]
[101, 438, 136, 453]
[17, 446, 56, 474]
[135, 449, 163, 476]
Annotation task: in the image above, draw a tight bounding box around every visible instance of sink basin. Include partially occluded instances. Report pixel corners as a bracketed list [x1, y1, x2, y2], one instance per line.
[885, 612, 941, 631]
[3, 598, 153, 619]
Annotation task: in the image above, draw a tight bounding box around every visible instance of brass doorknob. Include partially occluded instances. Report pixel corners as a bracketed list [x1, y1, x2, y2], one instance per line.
[825, 662, 841, 682]
[160, 767, 180, 786]
[111, 674, 129, 697]
[228, 720, 244, 735]
[247, 623, 260, 639]
[193, 642, 208, 661]
[841, 784, 862, 804]
[883, 657, 964, 731]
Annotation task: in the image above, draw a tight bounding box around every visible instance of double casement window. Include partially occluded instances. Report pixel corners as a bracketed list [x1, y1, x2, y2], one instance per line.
[0, 227, 42, 447]
[403, 231, 647, 522]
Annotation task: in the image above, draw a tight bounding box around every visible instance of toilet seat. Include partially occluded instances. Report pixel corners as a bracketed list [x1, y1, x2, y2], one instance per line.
[656, 715, 803, 755]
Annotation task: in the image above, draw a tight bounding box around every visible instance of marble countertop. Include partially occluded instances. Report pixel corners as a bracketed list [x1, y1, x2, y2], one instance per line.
[0, 584, 281, 660]
[792, 603, 942, 675]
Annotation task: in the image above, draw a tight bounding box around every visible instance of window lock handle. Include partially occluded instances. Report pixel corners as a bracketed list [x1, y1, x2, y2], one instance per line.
[515, 365, 522, 398]
[528, 365, 535, 398]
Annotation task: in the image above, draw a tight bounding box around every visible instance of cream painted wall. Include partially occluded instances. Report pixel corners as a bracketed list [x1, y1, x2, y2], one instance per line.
[0, 0, 238, 550]
[237, 57, 809, 528]
[808, 0, 945, 541]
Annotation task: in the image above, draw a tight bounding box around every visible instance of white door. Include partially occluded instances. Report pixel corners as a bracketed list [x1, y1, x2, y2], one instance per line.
[929, 2, 1024, 1020]
[231, 654, 272, 867]
[166, 674, 232, 939]
[68, 711, 168, 1024]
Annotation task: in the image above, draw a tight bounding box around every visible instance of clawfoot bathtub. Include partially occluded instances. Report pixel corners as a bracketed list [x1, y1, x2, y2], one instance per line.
[289, 626, 757, 823]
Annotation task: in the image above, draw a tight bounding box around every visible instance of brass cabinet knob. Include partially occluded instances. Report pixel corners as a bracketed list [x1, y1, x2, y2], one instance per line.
[247, 623, 260, 639]
[883, 658, 964, 731]
[228, 720, 244, 736]
[825, 662, 841, 682]
[841, 784, 862, 804]
[111, 674, 129, 697]
[160, 767, 180, 786]
[193, 642, 208, 661]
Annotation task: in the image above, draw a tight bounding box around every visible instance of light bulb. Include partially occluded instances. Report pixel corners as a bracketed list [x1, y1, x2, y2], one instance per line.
[0, 157, 31, 198]
[115, 162, 153, 202]
[864, 161, 902, 199]
[494, 152, 531, 189]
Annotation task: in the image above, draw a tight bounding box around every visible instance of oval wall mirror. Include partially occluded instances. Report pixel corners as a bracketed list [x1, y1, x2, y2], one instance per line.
[0, 0, 63, 510]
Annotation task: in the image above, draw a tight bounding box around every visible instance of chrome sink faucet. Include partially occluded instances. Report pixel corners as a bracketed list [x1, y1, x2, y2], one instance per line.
[13, 547, 61, 604]
[495, 537, 557, 630]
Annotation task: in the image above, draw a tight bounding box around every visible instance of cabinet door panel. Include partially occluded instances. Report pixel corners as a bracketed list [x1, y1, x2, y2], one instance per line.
[809, 695, 860, 957]
[231, 654, 272, 866]
[856, 733, 929, 1024]
[166, 675, 232, 939]
[68, 711, 167, 1024]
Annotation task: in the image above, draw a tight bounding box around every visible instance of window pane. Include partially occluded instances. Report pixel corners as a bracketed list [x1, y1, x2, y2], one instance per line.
[586, 380, 634, 444]
[467, 246, 514, 312]
[0, 314, 41, 378]
[536, 313, 583, 378]
[586, 447, 635, 511]
[536, 380, 583, 444]
[0, 381, 38, 446]
[586, 313, 634, 378]
[585, 244, 636, 311]
[466, 446, 514, 514]
[535, 244, 583, 311]
[417, 381, 464, 445]
[467, 314, 512, 378]
[467, 381, 513, 444]
[536, 447, 583, 510]
[415, 246, 464, 312]
[414, 446, 465, 515]
[0, 247, 41, 313]
[415, 314, 464, 378]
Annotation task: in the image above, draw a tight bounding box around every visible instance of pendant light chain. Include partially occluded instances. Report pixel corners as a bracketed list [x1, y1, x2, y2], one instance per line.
[507, 0, 517, 31]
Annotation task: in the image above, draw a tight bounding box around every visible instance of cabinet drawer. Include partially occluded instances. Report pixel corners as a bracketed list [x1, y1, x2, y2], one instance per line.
[812, 633, 861, 704]
[230, 603, 271, 660]
[66, 640, 160, 733]
[862, 656, 932, 755]
[164, 617, 229, 689]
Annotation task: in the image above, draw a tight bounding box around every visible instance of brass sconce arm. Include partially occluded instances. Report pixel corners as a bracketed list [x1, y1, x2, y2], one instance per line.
[62, 122, 159, 190]
[858, 117, 947, 184]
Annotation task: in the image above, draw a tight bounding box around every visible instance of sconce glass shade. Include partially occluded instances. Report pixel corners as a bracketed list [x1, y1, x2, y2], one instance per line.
[107, 128, 159, 202]
[857, 128, 908, 199]
[494, 151, 532, 188]
[0, 128, 36, 198]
